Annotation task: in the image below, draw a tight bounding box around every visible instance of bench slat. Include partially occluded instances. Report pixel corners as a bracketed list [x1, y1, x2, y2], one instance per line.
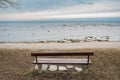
[33, 58, 92, 65]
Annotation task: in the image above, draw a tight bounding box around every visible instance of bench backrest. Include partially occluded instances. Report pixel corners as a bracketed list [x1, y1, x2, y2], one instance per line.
[31, 52, 94, 56]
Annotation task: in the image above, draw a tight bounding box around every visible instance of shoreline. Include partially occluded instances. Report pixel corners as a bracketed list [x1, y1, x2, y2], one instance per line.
[0, 41, 120, 49]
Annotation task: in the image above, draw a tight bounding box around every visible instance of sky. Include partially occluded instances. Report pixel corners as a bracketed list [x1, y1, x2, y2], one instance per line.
[0, 0, 120, 21]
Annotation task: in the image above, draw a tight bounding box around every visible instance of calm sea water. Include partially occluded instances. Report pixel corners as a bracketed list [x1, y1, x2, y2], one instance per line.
[0, 21, 120, 42]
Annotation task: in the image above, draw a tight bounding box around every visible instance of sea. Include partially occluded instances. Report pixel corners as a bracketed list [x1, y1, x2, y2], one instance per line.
[0, 21, 120, 42]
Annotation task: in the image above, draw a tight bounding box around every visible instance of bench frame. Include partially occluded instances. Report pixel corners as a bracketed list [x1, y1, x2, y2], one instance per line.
[31, 52, 94, 65]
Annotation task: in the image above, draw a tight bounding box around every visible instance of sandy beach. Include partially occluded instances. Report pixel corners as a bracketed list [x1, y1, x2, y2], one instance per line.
[0, 42, 120, 49]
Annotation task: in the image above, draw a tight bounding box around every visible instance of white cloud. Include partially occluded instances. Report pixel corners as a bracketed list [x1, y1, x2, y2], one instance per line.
[0, 1, 120, 20]
[1, 12, 120, 20]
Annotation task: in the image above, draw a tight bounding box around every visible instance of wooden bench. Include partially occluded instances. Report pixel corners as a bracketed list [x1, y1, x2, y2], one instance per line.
[31, 52, 94, 66]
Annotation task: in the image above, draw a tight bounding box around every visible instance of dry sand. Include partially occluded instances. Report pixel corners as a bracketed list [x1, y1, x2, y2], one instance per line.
[0, 42, 120, 50]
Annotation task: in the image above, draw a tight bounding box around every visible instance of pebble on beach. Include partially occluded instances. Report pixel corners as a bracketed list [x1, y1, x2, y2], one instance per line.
[34, 64, 39, 70]
[75, 67, 82, 72]
[59, 66, 67, 71]
[41, 64, 48, 71]
[48, 65, 57, 71]
[66, 65, 74, 68]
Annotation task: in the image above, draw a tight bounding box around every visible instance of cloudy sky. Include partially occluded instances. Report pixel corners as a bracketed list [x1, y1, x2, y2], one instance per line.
[0, 0, 120, 21]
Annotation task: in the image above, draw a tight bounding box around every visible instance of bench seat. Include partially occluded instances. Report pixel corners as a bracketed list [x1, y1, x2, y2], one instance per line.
[33, 58, 92, 65]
